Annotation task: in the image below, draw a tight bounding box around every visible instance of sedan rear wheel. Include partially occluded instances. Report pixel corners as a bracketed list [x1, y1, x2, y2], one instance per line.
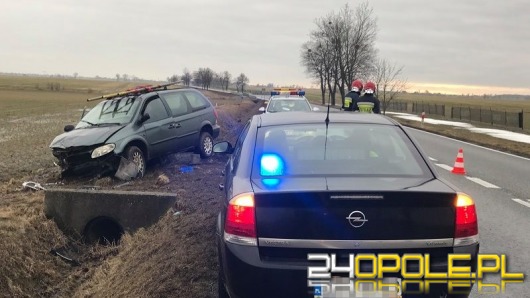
[126, 146, 146, 178]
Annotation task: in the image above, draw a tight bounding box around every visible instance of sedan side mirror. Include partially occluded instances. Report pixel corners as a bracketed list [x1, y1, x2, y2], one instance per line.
[64, 124, 75, 132]
[213, 141, 234, 154]
[258, 107, 265, 112]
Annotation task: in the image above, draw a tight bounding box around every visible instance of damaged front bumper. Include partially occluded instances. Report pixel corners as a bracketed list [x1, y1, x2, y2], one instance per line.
[52, 145, 120, 177]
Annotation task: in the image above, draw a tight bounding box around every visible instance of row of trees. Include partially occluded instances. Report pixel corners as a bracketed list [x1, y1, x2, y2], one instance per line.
[168, 69, 250, 92]
[301, 2, 406, 113]
[115, 73, 141, 81]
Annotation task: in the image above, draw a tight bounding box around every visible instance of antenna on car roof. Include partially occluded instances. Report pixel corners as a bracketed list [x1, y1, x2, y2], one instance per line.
[324, 98, 331, 159]
[325, 103, 330, 126]
[86, 81, 181, 102]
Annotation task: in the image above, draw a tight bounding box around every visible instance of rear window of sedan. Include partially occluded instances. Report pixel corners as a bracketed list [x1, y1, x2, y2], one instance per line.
[266, 99, 311, 113]
[253, 123, 431, 177]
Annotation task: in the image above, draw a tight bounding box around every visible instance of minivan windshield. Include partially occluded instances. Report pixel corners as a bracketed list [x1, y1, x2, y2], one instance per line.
[76, 96, 141, 128]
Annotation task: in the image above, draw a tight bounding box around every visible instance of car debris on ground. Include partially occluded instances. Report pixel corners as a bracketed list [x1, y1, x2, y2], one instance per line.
[114, 157, 139, 181]
[22, 181, 46, 191]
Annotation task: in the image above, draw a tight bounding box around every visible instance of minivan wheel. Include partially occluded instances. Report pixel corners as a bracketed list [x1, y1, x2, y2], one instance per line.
[199, 131, 213, 158]
[125, 146, 146, 178]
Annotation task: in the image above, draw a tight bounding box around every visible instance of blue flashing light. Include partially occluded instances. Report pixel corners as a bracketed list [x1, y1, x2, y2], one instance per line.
[260, 153, 285, 176]
[270, 91, 280, 96]
[298, 90, 306, 96]
[262, 178, 280, 188]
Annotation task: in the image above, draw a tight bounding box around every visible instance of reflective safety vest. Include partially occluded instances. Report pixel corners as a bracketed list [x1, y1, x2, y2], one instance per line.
[357, 102, 375, 113]
[344, 97, 353, 108]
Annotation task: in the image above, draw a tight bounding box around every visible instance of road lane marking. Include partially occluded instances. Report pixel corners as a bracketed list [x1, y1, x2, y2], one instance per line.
[435, 164, 453, 171]
[465, 177, 500, 189]
[429, 157, 438, 161]
[513, 199, 530, 208]
[435, 164, 502, 189]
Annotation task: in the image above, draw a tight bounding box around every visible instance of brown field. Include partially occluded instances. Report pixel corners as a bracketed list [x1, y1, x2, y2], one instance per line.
[1, 75, 529, 297]
[0, 74, 158, 94]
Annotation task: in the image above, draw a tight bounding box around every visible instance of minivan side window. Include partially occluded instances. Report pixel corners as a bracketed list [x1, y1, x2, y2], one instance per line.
[143, 97, 169, 123]
[184, 91, 208, 110]
[162, 92, 190, 116]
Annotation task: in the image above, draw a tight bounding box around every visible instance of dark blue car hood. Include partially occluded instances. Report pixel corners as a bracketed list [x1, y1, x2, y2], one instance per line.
[50, 125, 125, 149]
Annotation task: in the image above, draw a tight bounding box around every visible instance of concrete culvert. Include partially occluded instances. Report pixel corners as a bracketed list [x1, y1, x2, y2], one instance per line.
[44, 189, 176, 242]
[84, 216, 124, 245]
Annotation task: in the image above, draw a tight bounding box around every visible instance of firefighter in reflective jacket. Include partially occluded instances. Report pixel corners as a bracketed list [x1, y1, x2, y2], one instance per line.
[353, 81, 381, 114]
[342, 80, 363, 111]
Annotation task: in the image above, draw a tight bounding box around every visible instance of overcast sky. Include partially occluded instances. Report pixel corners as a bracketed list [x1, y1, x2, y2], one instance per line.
[2, 0, 529, 94]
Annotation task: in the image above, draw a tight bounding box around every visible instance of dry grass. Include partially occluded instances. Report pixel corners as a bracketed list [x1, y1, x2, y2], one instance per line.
[0, 178, 122, 298]
[74, 210, 218, 297]
[0, 189, 68, 297]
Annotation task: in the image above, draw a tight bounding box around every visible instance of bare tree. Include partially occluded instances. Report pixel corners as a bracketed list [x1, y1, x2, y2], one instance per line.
[168, 74, 179, 83]
[342, 3, 378, 91]
[302, 42, 327, 104]
[73, 72, 78, 79]
[236, 73, 249, 93]
[194, 68, 214, 90]
[312, 16, 339, 105]
[301, 2, 378, 106]
[221, 71, 231, 91]
[182, 68, 192, 86]
[116, 73, 120, 81]
[372, 59, 407, 114]
[122, 73, 129, 81]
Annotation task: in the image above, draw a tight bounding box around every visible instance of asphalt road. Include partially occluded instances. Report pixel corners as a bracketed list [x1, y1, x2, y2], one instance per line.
[406, 127, 530, 297]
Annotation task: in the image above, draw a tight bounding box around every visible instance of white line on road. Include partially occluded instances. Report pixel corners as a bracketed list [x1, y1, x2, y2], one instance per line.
[465, 177, 501, 189]
[513, 199, 530, 208]
[429, 157, 438, 161]
[435, 164, 453, 171]
[435, 164, 502, 189]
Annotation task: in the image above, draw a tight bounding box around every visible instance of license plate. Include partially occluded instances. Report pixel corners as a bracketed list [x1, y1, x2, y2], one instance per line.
[312, 277, 402, 298]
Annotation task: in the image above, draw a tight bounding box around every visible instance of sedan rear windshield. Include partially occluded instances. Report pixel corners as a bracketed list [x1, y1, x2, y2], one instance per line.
[267, 99, 311, 113]
[253, 123, 431, 177]
[77, 96, 141, 128]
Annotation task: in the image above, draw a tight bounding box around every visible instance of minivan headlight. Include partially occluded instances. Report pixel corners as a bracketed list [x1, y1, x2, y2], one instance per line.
[91, 144, 116, 159]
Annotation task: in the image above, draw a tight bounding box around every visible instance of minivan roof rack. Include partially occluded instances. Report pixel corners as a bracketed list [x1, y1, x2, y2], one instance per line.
[87, 81, 181, 102]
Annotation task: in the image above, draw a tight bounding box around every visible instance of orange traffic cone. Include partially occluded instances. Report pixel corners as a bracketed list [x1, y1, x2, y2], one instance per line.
[451, 148, 466, 175]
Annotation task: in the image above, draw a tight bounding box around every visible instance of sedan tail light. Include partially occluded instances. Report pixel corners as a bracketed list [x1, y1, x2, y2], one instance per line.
[224, 192, 257, 246]
[454, 193, 479, 246]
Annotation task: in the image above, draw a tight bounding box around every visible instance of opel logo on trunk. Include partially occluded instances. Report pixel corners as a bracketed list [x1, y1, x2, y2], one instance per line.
[346, 211, 368, 228]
